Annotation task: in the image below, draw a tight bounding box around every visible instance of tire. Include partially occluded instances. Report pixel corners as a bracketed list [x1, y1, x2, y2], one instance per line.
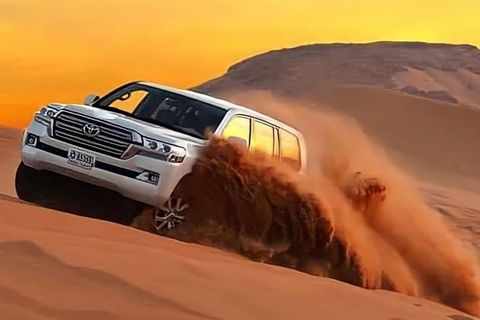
[15, 162, 145, 225]
[15, 162, 46, 203]
[153, 175, 194, 234]
[154, 195, 190, 232]
[132, 194, 191, 234]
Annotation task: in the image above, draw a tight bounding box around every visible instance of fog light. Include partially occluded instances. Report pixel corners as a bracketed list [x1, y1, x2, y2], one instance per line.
[167, 154, 184, 163]
[136, 171, 160, 185]
[25, 133, 38, 146]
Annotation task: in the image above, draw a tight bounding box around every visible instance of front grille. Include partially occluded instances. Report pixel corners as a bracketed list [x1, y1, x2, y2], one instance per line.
[52, 111, 133, 158]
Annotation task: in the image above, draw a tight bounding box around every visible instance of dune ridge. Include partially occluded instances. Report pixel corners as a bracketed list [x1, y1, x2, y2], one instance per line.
[194, 41, 480, 109]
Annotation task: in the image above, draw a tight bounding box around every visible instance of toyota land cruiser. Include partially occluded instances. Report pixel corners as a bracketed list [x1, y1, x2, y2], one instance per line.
[16, 81, 307, 232]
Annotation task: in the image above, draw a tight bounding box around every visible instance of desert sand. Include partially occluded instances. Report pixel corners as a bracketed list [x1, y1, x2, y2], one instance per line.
[0, 105, 479, 319]
[0, 193, 473, 320]
[2, 42, 480, 320]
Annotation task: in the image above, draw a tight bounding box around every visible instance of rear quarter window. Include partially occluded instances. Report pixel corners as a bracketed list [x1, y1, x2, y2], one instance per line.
[279, 129, 301, 171]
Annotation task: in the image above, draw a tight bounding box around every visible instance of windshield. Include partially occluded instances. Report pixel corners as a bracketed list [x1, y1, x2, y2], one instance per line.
[94, 83, 227, 139]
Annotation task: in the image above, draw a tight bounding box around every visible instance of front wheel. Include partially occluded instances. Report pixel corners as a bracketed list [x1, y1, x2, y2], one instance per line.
[15, 162, 46, 203]
[15, 162, 145, 225]
[154, 196, 190, 232]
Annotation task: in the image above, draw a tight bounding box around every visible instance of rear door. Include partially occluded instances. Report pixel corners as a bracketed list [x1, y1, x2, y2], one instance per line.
[250, 120, 275, 158]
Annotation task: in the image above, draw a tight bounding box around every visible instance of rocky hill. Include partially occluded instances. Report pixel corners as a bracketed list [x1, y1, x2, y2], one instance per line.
[195, 42, 480, 108]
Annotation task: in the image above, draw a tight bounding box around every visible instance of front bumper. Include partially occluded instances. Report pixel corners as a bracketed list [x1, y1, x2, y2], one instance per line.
[21, 121, 194, 207]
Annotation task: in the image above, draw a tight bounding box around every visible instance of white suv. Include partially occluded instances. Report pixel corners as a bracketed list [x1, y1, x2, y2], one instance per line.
[16, 81, 306, 231]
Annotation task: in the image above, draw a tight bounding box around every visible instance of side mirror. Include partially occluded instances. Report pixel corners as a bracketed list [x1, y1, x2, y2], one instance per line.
[84, 94, 100, 106]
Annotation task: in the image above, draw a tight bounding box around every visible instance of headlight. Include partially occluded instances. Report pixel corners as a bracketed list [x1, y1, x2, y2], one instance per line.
[34, 106, 59, 126]
[141, 138, 186, 163]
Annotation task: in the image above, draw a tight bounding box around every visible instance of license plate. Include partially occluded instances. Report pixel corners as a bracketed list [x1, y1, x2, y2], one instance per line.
[67, 149, 95, 170]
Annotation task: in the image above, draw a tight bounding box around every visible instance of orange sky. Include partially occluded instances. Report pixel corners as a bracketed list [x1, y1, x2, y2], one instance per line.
[1, 0, 480, 128]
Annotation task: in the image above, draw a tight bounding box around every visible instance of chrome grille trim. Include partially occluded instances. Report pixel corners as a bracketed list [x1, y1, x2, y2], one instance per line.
[59, 114, 132, 140]
[55, 122, 130, 148]
[55, 131, 126, 155]
[52, 110, 135, 158]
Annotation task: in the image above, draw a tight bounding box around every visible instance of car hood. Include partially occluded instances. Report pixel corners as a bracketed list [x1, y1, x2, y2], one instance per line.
[51, 103, 207, 148]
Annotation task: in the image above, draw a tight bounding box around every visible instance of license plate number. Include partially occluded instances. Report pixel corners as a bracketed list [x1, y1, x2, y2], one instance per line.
[67, 149, 95, 170]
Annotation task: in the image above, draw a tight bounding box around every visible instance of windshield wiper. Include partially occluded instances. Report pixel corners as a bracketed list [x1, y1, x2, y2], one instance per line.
[141, 118, 203, 139]
[97, 105, 132, 117]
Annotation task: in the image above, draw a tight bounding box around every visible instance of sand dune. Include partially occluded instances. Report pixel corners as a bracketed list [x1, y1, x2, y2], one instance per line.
[2, 42, 480, 318]
[0, 196, 474, 320]
[309, 85, 480, 193]
[0, 104, 479, 319]
[307, 86, 480, 254]
[0, 126, 21, 197]
[195, 42, 480, 108]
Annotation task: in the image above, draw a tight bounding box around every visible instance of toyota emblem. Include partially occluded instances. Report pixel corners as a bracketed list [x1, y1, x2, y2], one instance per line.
[82, 123, 101, 137]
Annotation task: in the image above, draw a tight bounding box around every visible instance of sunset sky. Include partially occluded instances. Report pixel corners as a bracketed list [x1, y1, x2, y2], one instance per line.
[1, 0, 479, 128]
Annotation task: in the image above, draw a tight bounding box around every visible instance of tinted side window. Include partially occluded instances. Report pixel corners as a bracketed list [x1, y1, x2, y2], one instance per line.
[279, 129, 301, 170]
[251, 120, 274, 156]
[222, 117, 250, 147]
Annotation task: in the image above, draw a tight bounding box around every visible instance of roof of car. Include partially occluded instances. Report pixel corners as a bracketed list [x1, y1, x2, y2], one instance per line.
[138, 81, 302, 135]
[139, 81, 240, 111]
